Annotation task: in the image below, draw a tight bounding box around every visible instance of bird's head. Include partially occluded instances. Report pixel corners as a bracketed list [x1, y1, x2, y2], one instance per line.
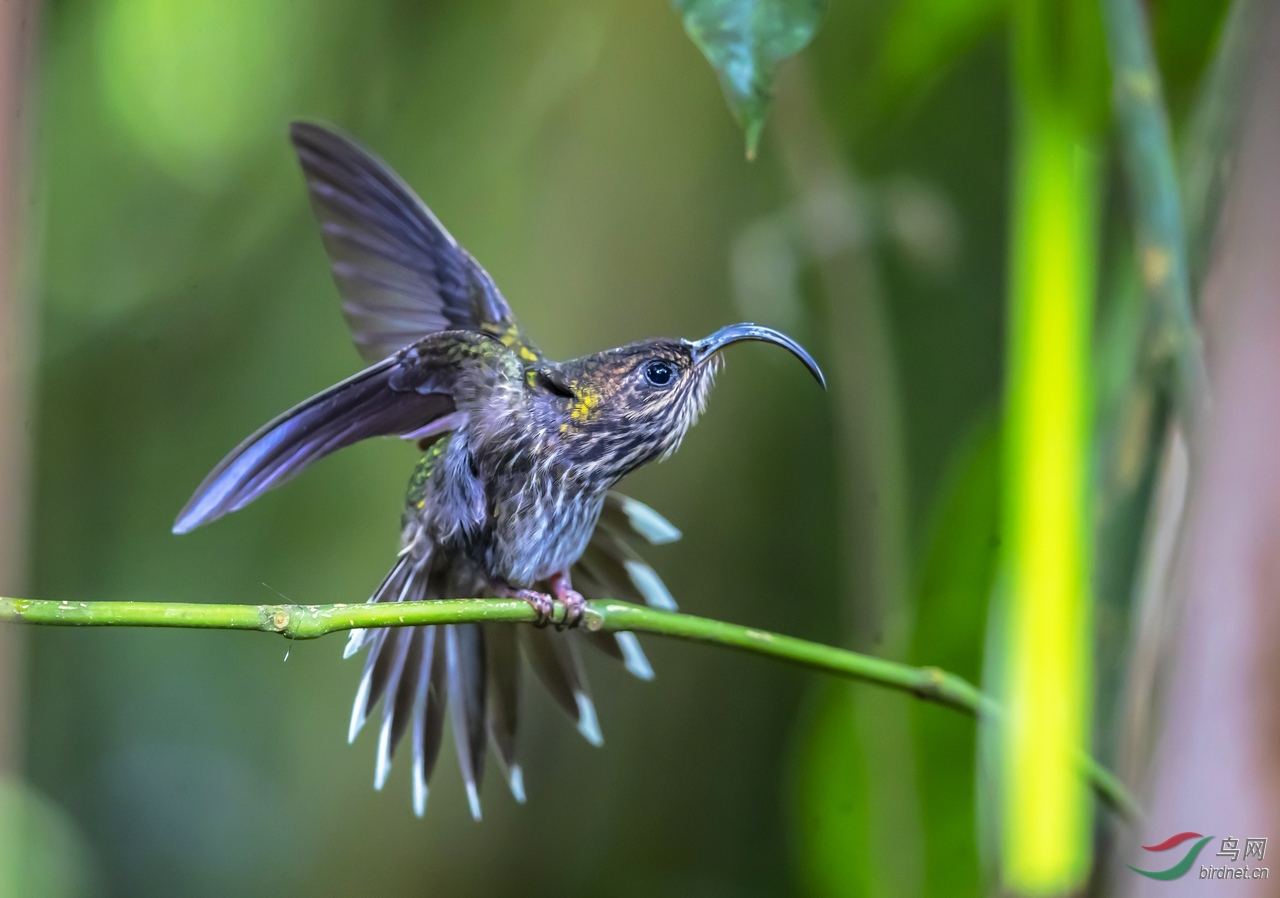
[534, 323, 825, 483]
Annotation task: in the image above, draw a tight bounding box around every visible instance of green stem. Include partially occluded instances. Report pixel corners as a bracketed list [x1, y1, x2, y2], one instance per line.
[1103, 0, 1211, 430]
[0, 593, 1140, 821]
[1003, 1, 1103, 888]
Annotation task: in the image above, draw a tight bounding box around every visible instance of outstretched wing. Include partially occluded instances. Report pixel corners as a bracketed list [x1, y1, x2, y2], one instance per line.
[290, 122, 540, 363]
[174, 331, 515, 533]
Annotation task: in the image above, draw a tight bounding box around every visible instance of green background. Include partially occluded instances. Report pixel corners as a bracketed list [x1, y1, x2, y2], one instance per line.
[7, 0, 1227, 895]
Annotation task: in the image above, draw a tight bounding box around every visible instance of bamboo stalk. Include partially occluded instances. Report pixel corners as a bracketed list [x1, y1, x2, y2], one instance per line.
[1001, 0, 1104, 890]
[1103, 0, 1211, 432]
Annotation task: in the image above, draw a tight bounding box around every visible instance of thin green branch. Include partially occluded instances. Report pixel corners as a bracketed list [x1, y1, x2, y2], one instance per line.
[0, 594, 1141, 821]
[1103, 0, 1211, 431]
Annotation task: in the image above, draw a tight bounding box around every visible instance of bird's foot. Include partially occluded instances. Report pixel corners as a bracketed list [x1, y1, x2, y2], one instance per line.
[515, 589, 556, 628]
[549, 571, 586, 631]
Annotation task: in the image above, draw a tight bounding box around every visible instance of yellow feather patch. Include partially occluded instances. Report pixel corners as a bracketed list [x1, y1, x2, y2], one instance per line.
[569, 382, 602, 423]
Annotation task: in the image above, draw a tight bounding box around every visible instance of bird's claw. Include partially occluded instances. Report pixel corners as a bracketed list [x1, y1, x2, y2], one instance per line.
[517, 589, 556, 628]
[554, 589, 586, 631]
[514, 573, 585, 629]
[548, 571, 586, 630]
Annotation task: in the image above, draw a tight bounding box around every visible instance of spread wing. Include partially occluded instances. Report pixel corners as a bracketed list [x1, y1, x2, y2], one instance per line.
[174, 331, 515, 534]
[290, 122, 541, 363]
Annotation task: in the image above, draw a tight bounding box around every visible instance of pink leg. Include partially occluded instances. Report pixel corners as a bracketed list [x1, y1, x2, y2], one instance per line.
[549, 570, 586, 630]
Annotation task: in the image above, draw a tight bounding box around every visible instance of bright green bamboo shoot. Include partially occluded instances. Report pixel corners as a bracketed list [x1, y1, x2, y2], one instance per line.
[1001, 1, 1103, 891]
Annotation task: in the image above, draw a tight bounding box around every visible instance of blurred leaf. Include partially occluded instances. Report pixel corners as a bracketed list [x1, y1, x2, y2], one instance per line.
[910, 414, 999, 896]
[1151, 0, 1232, 120]
[0, 778, 96, 898]
[788, 417, 998, 897]
[911, 414, 998, 678]
[873, 0, 1002, 112]
[673, 0, 827, 158]
[788, 684, 876, 897]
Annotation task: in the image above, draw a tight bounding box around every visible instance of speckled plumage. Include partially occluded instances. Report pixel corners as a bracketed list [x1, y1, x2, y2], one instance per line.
[174, 123, 823, 819]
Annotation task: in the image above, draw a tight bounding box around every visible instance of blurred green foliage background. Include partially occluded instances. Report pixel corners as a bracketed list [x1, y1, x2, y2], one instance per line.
[6, 0, 1231, 895]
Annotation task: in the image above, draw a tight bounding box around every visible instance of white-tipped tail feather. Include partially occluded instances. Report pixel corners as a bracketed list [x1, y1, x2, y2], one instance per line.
[507, 765, 527, 804]
[624, 559, 678, 611]
[607, 493, 682, 545]
[614, 632, 655, 681]
[574, 691, 604, 747]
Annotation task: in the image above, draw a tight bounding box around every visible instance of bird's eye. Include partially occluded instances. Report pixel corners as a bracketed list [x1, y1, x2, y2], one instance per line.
[643, 359, 675, 387]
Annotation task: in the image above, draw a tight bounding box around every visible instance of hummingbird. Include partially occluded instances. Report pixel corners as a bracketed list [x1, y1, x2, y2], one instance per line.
[174, 123, 825, 819]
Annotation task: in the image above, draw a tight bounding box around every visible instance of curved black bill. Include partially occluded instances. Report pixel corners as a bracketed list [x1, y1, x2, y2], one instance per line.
[692, 323, 826, 389]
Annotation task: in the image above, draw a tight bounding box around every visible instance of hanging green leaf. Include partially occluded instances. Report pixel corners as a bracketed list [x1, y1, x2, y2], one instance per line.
[673, 0, 827, 159]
